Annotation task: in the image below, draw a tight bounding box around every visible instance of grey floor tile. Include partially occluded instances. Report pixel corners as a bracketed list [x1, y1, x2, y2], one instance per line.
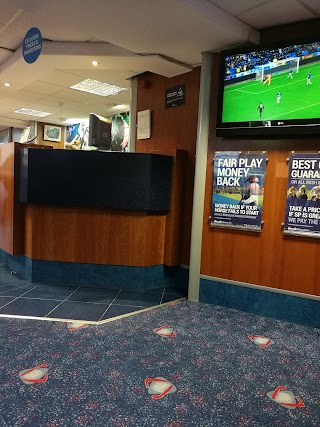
[0, 298, 59, 317]
[0, 284, 34, 296]
[161, 293, 186, 304]
[0, 284, 36, 297]
[47, 301, 110, 321]
[164, 285, 188, 294]
[142, 287, 165, 293]
[114, 291, 161, 307]
[68, 288, 119, 304]
[0, 296, 15, 308]
[100, 304, 143, 320]
[23, 285, 77, 300]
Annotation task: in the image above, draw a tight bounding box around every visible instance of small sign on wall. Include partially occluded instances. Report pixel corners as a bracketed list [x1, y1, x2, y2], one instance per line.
[22, 27, 42, 64]
[166, 85, 185, 108]
[137, 109, 151, 139]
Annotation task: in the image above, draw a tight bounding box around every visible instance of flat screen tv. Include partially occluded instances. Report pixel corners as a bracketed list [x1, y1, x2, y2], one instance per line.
[216, 39, 320, 136]
[88, 113, 112, 150]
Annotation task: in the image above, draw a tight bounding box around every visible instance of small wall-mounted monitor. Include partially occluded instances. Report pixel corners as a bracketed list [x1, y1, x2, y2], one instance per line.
[88, 113, 112, 151]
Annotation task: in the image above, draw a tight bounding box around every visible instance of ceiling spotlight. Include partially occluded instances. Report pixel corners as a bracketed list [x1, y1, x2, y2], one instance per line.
[4, 82, 11, 87]
[91, 60, 99, 66]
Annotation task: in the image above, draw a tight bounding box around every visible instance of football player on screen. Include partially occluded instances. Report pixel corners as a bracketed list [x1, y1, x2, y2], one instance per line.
[306, 72, 312, 85]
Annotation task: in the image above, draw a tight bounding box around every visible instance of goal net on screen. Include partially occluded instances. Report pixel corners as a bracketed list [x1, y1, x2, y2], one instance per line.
[255, 57, 300, 82]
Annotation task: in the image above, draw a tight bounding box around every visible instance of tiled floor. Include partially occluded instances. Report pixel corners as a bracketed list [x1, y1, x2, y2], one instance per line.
[0, 269, 187, 322]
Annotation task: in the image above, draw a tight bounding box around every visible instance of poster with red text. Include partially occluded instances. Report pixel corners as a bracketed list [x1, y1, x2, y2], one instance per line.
[211, 152, 266, 232]
[284, 153, 320, 238]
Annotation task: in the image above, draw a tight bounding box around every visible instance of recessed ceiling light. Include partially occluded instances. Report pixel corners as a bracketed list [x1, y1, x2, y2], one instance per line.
[70, 79, 127, 97]
[4, 82, 11, 87]
[14, 108, 53, 118]
[91, 60, 99, 66]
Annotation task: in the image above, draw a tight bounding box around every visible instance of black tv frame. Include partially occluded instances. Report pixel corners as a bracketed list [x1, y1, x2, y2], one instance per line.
[216, 37, 320, 137]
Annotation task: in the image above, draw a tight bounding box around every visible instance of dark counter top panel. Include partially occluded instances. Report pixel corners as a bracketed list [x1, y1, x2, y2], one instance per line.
[20, 149, 173, 212]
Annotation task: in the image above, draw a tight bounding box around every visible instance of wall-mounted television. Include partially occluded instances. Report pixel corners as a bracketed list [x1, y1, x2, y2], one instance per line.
[216, 39, 320, 137]
[88, 113, 112, 150]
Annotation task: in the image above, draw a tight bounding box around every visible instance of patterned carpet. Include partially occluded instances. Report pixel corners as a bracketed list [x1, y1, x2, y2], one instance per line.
[0, 300, 319, 427]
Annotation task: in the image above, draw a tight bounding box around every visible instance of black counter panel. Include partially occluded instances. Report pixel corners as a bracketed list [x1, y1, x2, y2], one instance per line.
[20, 149, 173, 212]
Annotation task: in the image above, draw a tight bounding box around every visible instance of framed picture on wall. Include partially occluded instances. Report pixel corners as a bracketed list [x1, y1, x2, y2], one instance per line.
[43, 125, 62, 142]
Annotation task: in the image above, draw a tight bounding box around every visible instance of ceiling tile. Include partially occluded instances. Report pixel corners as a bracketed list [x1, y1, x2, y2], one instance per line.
[9, 10, 35, 32]
[0, 7, 18, 25]
[299, 0, 320, 14]
[11, 90, 48, 102]
[0, 105, 16, 115]
[86, 90, 129, 106]
[0, 24, 24, 50]
[0, 96, 26, 108]
[56, 88, 130, 104]
[209, 0, 270, 16]
[22, 103, 60, 115]
[23, 82, 64, 96]
[56, 69, 133, 88]
[89, 70, 134, 87]
[37, 70, 86, 88]
[0, 50, 12, 66]
[4, 112, 46, 120]
[37, 96, 87, 110]
[239, 0, 315, 27]
[54, 88, 102, 103]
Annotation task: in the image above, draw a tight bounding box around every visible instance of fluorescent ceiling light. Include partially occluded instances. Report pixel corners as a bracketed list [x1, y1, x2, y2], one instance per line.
[70, 79, 127, 97]
[112, 104, 129, 110]
[14, 108, 53, 117]
[64, 118, 89, 124]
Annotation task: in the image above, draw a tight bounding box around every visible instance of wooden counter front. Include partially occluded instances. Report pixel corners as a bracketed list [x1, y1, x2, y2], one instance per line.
[0, 142, 51, 255]
[24, 206, 166, 266]
[24, 149, 187, 266]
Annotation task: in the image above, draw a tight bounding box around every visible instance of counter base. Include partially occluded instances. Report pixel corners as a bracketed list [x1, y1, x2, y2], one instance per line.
[0, 249, 188, 290]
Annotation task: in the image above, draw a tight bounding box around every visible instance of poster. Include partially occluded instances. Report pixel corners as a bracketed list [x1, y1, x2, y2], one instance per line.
[111, 113, 129, 152]
[65, 122, 89, 150]
[211, 152, 267, 232]
[284, 153, 320, 238]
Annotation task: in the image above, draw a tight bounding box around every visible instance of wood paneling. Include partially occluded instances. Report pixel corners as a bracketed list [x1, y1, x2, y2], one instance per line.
[136, 69, 201, 264]
[0, 143, 52, 255]
[24, 205, 166, 266]
[0, 143, 15, 254]
[147, 149, 188, 266]
[163, 150, 188, 265]
[201, 53, 319, 296]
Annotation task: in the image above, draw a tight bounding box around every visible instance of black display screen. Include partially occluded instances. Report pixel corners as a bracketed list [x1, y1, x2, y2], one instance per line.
[216, 39, 320, 136]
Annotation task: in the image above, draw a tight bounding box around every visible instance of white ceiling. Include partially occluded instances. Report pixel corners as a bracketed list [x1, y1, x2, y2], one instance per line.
[0, 0, 319, 130]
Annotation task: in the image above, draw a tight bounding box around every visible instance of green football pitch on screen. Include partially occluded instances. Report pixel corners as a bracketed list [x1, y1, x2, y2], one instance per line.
[222, 62, 320, 123]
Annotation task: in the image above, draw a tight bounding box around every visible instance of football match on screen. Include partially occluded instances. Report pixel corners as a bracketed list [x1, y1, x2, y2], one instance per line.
[222, 42, 320, 123]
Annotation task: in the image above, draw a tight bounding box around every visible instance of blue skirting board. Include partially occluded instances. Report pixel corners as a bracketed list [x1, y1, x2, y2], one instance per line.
[0, 249, 188, 290]
[200, 277, 320, 329]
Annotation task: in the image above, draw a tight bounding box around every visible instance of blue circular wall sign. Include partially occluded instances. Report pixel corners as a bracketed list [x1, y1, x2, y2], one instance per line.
[22, 27, 42, 64]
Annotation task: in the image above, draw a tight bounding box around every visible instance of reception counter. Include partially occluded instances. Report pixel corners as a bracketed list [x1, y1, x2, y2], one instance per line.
[20, 148, 173, 211]
[0, 143, 187, 288]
